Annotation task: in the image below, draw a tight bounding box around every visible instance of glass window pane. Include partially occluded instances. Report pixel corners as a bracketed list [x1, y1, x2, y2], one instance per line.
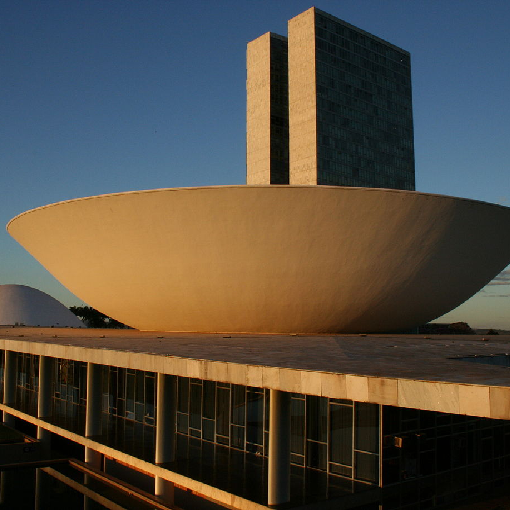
[190, 383, 202, 430]
[231, 425, 245, 449]
[135, 402, 144, 422]
[217, 435, 229, 446]
[330, 403, 353, 465]
[231, 385, 245, 426]
[177, 377, 189, 414]
[190, 428, 201, 438]
[355, 402, 379, 453]
[330, 463, 352, 477]
[216, 387, 230, 438]
[126, 372, 135, 418]
[247, 390, 264, 445]
[355, 451, 379, 483]
[203, 418, 214, 441]
[126, 372, 135, 402]
[306, 395, 328, 443]
[145, 374, 155, 407]
[177, 413, 188, 434]
[291, 397, 305, 455]
[108, 368, 117, 411]
[117, 397, 125, 417]
[135, 371, 144, 403]
[307, 441, 327, 471]
[203, 380, 216, 419]
[103, 366, 110, 394]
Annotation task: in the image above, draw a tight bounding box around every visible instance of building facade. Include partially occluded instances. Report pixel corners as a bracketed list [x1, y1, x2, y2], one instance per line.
[247, 7, 415, 190]
[3, 332, 510, 510]
[246, 33, 289, 185]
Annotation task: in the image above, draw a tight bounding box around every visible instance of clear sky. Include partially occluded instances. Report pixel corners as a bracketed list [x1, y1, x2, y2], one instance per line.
[1, 0, 509, 329]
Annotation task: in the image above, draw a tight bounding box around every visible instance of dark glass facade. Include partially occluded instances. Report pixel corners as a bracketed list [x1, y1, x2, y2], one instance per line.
[100, 365, 156, 461]
[381, 406, 510, 508]
[53, 358, 87, 416]
[15, 352, 39, 414]
[177, 378, 267, 455]
[4, 349, 510, 508]
[314, 10, 414, 189]
[174, 379, 381, 485]
[102, 366, 155, 426]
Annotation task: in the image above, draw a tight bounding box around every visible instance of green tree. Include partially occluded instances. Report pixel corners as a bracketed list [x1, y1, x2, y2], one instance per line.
[69, 306, 128, 329]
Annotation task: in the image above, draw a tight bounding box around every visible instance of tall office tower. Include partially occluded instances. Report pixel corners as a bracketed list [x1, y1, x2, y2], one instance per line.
[246, 33, 289, 184]
[246, 7, 415, 190]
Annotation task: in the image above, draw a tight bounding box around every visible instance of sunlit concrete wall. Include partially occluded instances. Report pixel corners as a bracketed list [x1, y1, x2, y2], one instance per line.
[246, 33, 272, 185]
[7, 185, 510, 333]
[288, 8, 317, 185]
[246, 32, 289, 185]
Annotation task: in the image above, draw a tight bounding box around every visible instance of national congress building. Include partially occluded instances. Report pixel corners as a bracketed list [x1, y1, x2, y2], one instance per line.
[2, 7, 510, 510]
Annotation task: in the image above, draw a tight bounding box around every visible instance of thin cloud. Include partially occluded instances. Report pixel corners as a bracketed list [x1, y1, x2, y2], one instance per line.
[487, 269, 510, 286]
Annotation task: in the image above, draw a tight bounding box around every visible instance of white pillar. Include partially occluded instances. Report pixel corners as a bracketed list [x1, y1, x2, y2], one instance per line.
[155, 476, 175, 504]
[85, 362, 103, 469]
[37, 356, 54, 445]
[3, 350, 16, 427]
[154, 374, 176, 504]
[268, 389, 291, 506]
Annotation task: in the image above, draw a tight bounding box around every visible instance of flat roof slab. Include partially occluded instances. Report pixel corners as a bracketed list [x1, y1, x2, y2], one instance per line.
[2, 328, 510, 418]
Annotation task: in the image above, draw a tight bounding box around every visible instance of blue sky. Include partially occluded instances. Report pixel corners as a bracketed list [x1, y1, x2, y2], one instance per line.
[1, 0, 509, 329]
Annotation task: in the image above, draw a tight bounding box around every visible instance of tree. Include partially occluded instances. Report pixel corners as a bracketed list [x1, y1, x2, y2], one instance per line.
[69, 306, 128, 329]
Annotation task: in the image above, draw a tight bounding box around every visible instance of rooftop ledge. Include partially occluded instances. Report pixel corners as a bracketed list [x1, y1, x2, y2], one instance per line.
[2, 327, 510, 420]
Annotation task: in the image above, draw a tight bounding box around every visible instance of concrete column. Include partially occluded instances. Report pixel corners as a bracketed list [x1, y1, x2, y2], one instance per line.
[0, 471, 7, 504]
[83, 474, 93, 510]
[35, 468, 48, 510]
[155, 476, 175, 505]
[85, 362, 103, 469]
[3, 350, 17, 427]
[268, 389, 291, 506]
[154, 374, 176, 504]
[37, 356, 54, 446]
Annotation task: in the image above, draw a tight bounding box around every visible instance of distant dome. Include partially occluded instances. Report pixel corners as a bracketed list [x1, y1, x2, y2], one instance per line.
[0, 285, 84, 328]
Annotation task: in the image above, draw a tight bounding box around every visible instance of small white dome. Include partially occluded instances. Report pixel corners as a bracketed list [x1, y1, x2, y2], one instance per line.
[0, 285, 84, 328]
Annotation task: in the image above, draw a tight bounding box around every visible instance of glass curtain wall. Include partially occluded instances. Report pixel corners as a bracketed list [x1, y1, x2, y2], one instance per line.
[6, 351, 510, 508]
[15, 352, 39, 414]
[102, 366, 155, 426]
[101, 366, 156, 461]
[382, 406, 510, 508]
[177, 379, 267, 455]
[314, 11, 414, 190]
[52, 358, 87, 433]
[0, 351, 88, 432]
[175, 379, 381, 486]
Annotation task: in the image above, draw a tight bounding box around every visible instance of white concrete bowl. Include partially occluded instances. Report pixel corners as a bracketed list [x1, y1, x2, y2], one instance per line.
[7, 186, 510, 333]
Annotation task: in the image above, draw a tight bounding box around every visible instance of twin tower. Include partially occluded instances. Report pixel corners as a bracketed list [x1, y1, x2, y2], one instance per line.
[246, 7, 415, 190]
